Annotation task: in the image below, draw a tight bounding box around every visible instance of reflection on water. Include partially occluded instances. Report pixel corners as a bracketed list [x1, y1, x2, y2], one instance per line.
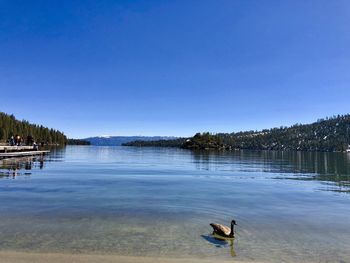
[3, 147, 350, 191]
[201, 235, 236, 257]
[0, 147, 66, 178]
[0, 146, 349, 262]
[0, 157, 44, 178]
[190, 150, 350, 192]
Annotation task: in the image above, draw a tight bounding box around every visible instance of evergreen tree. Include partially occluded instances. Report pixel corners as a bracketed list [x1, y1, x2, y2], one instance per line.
[0, 112, 67, 145]
[124, 114, 350, 152]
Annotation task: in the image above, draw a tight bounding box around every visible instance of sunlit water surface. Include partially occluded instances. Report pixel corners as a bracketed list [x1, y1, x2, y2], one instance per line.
[0, 146, 350, 262]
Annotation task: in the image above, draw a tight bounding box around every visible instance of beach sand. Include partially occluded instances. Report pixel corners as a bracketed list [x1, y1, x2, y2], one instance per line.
[0, 251, 262, 263]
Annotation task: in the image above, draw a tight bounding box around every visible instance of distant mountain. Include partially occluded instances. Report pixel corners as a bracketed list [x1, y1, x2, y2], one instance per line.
[83, 136, 177, 146]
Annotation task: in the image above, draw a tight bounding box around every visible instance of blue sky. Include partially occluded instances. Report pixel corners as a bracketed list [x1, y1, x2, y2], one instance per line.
[0, 0, 349, 138]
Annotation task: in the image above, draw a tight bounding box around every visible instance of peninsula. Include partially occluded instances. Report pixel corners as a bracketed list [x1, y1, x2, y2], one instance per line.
[123, 114, 350, 152]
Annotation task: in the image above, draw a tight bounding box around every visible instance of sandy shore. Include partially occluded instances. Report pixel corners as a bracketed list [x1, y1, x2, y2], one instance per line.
[0, 251, 262, 263]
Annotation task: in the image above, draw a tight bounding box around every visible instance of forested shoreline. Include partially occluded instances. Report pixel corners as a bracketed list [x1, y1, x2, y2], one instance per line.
[123, 138, 186, 147]
[3, 111, 350, 152]
[0, 112, 67, 145]
[124, 115, 350, 152]
[67, 139, 91, 145]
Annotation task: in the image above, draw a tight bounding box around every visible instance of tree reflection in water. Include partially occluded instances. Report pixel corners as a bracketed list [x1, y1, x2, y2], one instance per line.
[191, 150, 350, 193]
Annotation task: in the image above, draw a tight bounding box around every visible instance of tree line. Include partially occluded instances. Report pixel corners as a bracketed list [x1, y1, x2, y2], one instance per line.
[123, 138, 186, 147]
[124, 114, 350, 152]
[0, 112, 67, 145]
[214, 114, 350, 152]
[67, 139, 91, 145]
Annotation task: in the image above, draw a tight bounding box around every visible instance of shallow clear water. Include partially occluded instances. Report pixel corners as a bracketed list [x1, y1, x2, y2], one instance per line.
[0, 146, 350, 262]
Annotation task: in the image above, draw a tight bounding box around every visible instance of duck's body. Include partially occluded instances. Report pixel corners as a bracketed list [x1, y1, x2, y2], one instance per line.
[210, 223, 231, 237]
[210, 220, 236, 238]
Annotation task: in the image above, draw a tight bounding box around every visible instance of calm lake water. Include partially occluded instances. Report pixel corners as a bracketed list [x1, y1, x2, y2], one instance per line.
[0, 146, 350, 262]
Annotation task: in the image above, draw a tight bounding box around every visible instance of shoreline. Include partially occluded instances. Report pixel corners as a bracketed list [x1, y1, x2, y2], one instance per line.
[0, 251, 261, 263]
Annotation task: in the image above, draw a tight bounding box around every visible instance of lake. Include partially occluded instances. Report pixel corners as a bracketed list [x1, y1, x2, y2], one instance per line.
[0, 146, 350, 262]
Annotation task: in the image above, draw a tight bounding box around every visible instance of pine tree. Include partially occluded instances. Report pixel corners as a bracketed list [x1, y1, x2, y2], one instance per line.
[0, 112, 67, 145]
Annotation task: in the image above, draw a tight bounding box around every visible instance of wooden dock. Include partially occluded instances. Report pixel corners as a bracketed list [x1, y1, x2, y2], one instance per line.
[0, 146, 37, 152]
[0, 146, 50, 159]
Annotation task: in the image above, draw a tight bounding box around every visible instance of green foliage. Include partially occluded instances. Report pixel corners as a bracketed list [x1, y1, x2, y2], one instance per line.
[0, 112, 67, 145]
[67, 139, 91, 145]
[122, 138, 186, 147]
[124, 114, 350, 152]
[214, 114, 350, 152]
[182, 132, 227, 150]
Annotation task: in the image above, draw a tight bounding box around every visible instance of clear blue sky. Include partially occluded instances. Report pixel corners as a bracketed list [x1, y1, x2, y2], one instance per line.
[0, 0, 349, 138]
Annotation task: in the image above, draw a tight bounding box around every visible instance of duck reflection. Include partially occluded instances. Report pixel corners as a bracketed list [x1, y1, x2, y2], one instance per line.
[201, 234, 236, 257]
[0, 156, 45, 178]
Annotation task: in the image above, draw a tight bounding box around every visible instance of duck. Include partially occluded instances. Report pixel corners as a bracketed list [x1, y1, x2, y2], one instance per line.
[210, 219, 236, 238]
